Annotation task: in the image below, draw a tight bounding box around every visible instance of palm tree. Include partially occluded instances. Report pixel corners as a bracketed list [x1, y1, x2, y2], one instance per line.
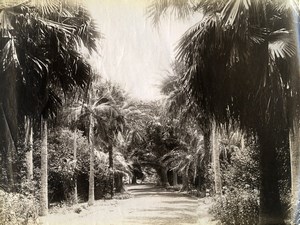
[0, 0, 99, 216]
[73, 116, 78, 204]
[24, 116, 34, 182]
[149, 1, 300, 223]
[40, 115, 48, 215]
[88, 92, 95, 205]
[0, 105, 16, 191]
[72, 81, 126, 201]
[160, 62, 212, 191]
[161, 130, 203, 191]
[211, 121, 221, 195]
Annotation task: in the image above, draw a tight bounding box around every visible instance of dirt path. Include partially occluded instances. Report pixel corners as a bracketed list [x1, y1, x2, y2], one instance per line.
[42, 184, 217, 225]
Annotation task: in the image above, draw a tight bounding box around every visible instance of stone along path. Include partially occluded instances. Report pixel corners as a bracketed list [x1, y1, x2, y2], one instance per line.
[43, 184, 216, 225]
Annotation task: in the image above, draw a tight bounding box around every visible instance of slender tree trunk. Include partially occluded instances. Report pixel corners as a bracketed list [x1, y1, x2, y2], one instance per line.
[40, 116, 48, 216]
[132, 175, 137, 184]
[108, 145, 114, 198]
[73, 128, 78, 204]
[197, 122, 212, 192]
[289, 123, 300, 224]
[288, 49, 300, 224]
[258, 130, 285, 225]
[180, 171, 189, 192]
[0, 65, 18, 192]
[88, 113, 95, 206]
[24, 116, 33, 181]
[212, 122, 221, 195]
[0, 105, 16, 191]
[172, 170, 178, 186]
[115, 174, 125, 193]
[160, 166, 170, 187]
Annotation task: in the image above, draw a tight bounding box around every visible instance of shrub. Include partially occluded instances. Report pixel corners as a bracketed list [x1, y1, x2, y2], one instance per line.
[210, 188, 259, 225]
[210, 139, 260, 225]
[33, 127, 90, 203]
[0, 190, 39, 225]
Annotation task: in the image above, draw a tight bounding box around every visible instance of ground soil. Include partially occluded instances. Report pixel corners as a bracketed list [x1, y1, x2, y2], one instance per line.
[41, 184, 219, 225]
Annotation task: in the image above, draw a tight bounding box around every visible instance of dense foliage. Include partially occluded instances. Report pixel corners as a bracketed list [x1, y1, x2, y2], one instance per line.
[0, 1, 299, 224]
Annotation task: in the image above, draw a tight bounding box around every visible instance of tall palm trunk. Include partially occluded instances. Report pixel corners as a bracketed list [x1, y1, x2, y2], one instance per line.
[211, 121, 221, 195]
[108, 144, 114, 197]
[73, 128, 78, 204]
[289, 125, 300, 224]
[258, 129, 284, 225]
[197, 118, 211, 191]
[0, 64, 18, 192]
[0, 105, 16, 191]
[24, 116, 33, 181]
[88, 112, 95, 206]
[40, 116, 48, 216]
[288, 43, 300, 224]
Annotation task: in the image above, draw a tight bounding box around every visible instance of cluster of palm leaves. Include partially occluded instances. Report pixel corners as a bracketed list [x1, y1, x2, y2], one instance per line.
[151, 0, 299, 129]
[0, 0, 99, 119]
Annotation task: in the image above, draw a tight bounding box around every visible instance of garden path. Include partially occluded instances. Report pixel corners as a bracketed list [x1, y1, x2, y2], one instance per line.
[42, 184, 218, 225]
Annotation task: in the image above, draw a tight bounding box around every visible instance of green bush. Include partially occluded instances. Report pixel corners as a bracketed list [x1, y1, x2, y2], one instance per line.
[33, 127, 90, 203]
[210, 139, 260, 225]
[0, 190, 39, 225]
[210, 188, 259, 225]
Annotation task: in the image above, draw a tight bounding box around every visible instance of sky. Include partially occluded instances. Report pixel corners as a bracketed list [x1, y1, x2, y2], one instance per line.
[87, 0, 200, 101]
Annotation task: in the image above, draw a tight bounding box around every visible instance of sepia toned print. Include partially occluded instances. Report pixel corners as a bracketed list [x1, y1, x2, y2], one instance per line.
[0, 0, 300, 224]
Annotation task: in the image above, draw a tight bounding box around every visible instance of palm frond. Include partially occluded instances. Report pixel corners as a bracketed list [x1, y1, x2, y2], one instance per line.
[0, 9, 13, 30]
[147, 0, 193, 26]
[268, 29, 296, 60]
[220, 0, 251, 26]
[29, 0, 60, 17]
[0, 38, 19, 71]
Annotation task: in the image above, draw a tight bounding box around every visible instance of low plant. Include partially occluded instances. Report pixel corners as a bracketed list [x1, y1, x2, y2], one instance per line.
[0, 190, 39, 225]
[210, 188, 259, 225]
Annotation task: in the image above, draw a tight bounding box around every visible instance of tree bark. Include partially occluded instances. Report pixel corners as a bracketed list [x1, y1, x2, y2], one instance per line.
[108, 144, 114, 197]
[0, 65, 18, 192]
[0, 105, 16, 191]
[258, 130, 285, 225]
[88, 113, 95, 206]
[289, 124, 300, 224]
[73, 128, 78, 204]
[160, 166, 170, 187]
[24, 116, 33, 181]
[288, 52, 300, 224]
[132, 175, 137, 184]
[212, 121, 221, 195]
[172, 170, 178, 186]
[115, 174, 125, 193]
[40, 116, 48, 216]
[196, 127, 211, 192]
[180, 171, 189, 192]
